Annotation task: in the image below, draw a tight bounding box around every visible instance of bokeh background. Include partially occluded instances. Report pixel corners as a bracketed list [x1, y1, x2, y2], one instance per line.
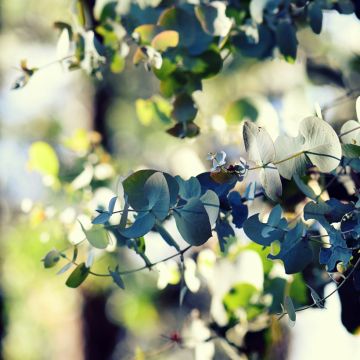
[1, 1, 360, 359]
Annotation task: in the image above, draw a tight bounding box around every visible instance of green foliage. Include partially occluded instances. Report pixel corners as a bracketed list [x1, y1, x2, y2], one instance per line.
[28, 141, 59, 177]
[65, 263, 90, 288]
[16, 0, 360, 139]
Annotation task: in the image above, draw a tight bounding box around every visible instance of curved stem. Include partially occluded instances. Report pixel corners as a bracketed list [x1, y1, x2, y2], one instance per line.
[63, 245, 192, 277]
[278, 256, 360, 319]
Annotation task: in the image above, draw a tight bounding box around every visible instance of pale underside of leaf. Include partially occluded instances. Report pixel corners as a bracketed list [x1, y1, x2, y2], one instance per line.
[275, 117, 341, 179]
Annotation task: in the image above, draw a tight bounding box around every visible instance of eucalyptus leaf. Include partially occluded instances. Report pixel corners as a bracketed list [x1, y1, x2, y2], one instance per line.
[195, 1, 232, 37]
[42, 250, 61, 268]
[176, 176, 202, 200]
[144, 172, 170, 220]
[173, 198, 212, 246]
[276, 23, 298, 61]
[243, 214, 285, 246]
[228, 191, 248, 229]
[274, 117, 341, 180]
[120, 212, 156, 239]
[200, 190, 220, 228]
[109, 266, 125, 289]
[65, 263, 90, 288]
[284, 295, 296, 327]
[80, 223, 109, 249]
[268, 222, 313, 274]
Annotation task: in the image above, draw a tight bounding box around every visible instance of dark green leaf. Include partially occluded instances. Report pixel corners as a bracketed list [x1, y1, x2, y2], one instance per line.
[65, 263, 90, 288]
[171, 93, 197, 123]
[276, 22, 298, 61]
[308, 2, 323, 34]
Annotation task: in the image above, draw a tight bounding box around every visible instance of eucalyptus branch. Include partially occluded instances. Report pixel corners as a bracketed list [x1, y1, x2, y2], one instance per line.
[278, 256, 360, 320]
[62, 245, 192, 278]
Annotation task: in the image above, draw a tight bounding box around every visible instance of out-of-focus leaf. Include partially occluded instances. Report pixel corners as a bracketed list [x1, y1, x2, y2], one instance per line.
[276, 22, 298, 62]
[195, 1, 232, 37]
[28, 141, 59, 177]
[225, 98, 258, 123]
[56, 262, 73, 275]
[42, 250, 61, 268]
[132, 24, 161, 45]
[171, 93, 197, 123]
[136, 96, 172, 126]
[151, 30, 179, 51]
[158, 6, 212, 55]
[308, 2, 323, 34]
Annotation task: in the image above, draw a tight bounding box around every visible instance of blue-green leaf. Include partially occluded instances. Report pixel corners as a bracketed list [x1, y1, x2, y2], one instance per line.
[173, 198, 212, 246]
[268, 222, 313, 274]
[144, 172, 170, 220]
[319, 228, 352, 271]
[200, 189, 220, 227]
[293, 175, 317, 200]
[276, 22, 298, 61]
[120, 212, 155, 238]
[109, 266, 125, 289]
[308, 2, 323, 34]
[92, 211, 111, 224]
[267, 204, 283, 227]
[108, 196, 117, 214]
[243, 214, 285, 246]
[284, 295, 296, 327]
[176, 176, 202, 200]
[228, 191, 248, 229]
